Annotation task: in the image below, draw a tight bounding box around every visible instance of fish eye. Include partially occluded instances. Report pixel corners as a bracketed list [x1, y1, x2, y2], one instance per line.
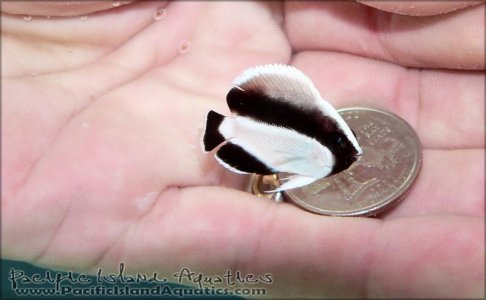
[335, 135, 347, 149]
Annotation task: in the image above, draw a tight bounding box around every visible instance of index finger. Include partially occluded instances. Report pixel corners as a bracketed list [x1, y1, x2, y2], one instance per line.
[285, 1, 485, 70]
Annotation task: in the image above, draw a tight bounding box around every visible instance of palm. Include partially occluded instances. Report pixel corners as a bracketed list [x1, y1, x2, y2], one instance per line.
[2, 1, 484, 298]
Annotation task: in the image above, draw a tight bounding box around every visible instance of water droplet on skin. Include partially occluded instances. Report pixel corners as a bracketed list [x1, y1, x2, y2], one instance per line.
[178, 41, 192, 54]
[80, 15, 88, 21]
[23, 15, 32, 22]
[112, 1, 121, 7]
[154, 8, 167, 21]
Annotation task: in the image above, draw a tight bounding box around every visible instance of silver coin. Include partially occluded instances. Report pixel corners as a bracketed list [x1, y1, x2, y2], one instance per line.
[280, 107, 422, 217]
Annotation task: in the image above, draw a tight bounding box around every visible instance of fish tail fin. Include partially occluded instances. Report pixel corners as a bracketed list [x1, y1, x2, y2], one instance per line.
[203, 110, 226, 152]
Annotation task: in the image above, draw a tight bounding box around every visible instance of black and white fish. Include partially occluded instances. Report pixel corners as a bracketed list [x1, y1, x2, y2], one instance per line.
[202, 64, 362, 192]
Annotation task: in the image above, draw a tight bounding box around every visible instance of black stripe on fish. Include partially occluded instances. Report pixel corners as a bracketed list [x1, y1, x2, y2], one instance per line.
[227, 87, 339, 141]
[226, 87, 358, 175]
[203, 110, 226, 152]
[227, 88, 349, 150]
[216, 142, 275, 175]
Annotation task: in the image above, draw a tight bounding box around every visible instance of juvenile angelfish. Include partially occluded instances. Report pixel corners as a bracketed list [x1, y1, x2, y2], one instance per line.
[202, 64, 362, 192]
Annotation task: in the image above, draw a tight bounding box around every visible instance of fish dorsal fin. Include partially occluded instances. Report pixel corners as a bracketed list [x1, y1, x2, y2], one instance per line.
[233, 64, 322, 110]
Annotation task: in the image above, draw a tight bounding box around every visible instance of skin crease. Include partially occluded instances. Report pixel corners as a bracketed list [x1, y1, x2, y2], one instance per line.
[1, 0, 484, 298]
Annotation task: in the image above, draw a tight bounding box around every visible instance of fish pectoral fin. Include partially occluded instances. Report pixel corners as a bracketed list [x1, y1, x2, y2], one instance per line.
[265, 175, 317, 193]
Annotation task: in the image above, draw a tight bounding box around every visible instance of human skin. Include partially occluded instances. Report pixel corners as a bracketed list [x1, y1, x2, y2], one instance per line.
[1, 1, 484, 298]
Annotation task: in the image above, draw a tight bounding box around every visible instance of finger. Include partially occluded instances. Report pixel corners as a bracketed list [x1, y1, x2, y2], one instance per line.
[365, 215, 483, 298]
[1, 1, 164, 78]
[84, 187, 377, 297]
[1, 1, 136, 17]
[358, 0, 485, 16]
[383, 149, 484, 219]
[89, 187, 483, 298]
[285, 1, 485, 69]
[291, 51, 484, 149]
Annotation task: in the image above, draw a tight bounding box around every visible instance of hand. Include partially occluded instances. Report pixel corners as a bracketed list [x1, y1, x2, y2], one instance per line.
[2, 1, 484, 298]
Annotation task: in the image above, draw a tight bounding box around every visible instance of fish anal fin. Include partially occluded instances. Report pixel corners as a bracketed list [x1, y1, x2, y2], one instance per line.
[266, 175, 317, 193]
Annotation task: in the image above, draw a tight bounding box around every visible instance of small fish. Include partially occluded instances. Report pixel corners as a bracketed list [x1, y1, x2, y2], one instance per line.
[202, 64, 362, 192]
